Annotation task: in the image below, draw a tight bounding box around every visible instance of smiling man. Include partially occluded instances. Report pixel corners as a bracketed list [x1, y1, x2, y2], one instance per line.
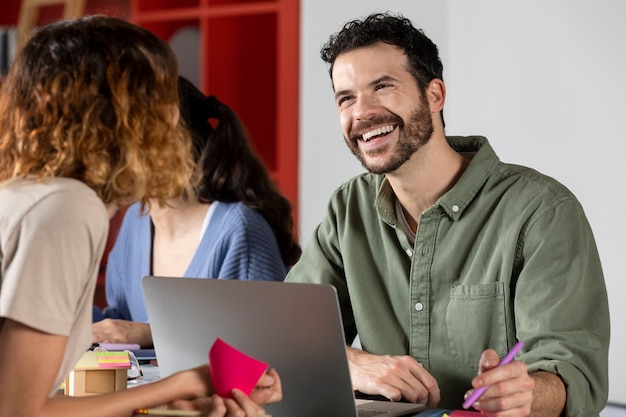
[286, 12, 609, 417]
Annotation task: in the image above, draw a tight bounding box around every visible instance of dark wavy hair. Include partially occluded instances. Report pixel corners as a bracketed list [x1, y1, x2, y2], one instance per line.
[321, 12, 443, 90]
[178, 77, 301, 266]
[0, 16, 195, 208]
[321, 12, 445, 125]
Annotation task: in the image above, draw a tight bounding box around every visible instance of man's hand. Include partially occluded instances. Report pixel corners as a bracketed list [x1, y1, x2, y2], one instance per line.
[346, 346, 440, 407]
[465, 349, 561, 417]
[92, 318, 152, 347]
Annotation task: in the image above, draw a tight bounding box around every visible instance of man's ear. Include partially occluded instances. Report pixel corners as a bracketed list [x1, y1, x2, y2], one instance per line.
[426, 78, 446, 113]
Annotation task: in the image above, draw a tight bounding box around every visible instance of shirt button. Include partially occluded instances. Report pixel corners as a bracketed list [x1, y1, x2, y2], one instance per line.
[415, 302, 424, 311]
[452, 205, 459, 212]
[405, 249, 413, 257]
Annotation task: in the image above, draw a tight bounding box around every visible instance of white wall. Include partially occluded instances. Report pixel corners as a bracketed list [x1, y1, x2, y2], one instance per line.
[299, 0, 450, 244]
[300, 0, 625, 405]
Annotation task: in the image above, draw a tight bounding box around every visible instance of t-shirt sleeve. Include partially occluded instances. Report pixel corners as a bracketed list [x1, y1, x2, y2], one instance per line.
[1, 187, 108, 336]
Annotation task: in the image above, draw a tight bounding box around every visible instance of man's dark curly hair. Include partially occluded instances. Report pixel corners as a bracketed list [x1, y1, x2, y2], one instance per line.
[321, 12, 444, 92]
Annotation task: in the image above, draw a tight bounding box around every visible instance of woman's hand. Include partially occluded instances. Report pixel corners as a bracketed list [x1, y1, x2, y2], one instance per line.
[168, 368, 282, 416]
[250, 368, 282, 405]
[92, 319, 152, 347]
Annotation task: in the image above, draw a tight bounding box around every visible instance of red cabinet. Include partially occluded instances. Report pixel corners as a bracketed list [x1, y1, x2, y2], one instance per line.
[130, 0, 299, 223]
[2, 1, 299, 220]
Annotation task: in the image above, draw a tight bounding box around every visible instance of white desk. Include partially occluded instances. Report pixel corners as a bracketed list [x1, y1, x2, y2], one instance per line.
[127, 364, 160, 388]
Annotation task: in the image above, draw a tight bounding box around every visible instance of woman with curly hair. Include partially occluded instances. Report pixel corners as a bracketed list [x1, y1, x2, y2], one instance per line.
[92, 76, 301, 347]
[0, 15, 280, 417]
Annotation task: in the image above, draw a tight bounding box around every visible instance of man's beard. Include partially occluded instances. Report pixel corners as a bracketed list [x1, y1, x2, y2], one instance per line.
[345, 103, 434, 175]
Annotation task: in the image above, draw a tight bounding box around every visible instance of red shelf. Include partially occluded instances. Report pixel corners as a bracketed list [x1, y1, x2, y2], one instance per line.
[133, 2, 278, 20]
[131, 0, 299, 225]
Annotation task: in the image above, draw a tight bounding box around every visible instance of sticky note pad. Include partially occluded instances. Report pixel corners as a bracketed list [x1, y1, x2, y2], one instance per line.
[72, 351, 131, 370]
[209, 338, 268, 398]
[96, 351, 132, 369]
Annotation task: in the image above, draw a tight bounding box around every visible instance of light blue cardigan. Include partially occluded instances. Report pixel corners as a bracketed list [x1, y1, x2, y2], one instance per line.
[93, 201, 287, 322]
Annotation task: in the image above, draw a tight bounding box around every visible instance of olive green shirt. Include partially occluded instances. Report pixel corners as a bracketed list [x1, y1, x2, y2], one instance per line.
[287, 136, 609, 415]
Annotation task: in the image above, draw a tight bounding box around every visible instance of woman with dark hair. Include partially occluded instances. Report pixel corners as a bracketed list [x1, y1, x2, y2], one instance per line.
[0, 16, 281, 417]
[179, 77, 301, 267]
[92, 77, 300, 347]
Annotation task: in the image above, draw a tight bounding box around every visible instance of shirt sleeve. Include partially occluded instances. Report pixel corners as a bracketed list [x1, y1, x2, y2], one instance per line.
[514, 196, 609, 416]
[286, 191, 358, 343]
[1, 188, 107, 335]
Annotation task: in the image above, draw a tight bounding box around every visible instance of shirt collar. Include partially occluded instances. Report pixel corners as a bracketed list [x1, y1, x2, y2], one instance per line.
[439, 136, 500, 220]
[375, 135, 500, 223]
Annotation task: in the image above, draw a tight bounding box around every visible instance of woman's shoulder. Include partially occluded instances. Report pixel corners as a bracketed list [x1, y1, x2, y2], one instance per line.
[2, 176, 102, 208]
[213, 201, 265, 222]
[1, 177, 107, 229]
[209, 201, 273, 237]
[110, 202, 151, 252]
[118, 202, 150, 230]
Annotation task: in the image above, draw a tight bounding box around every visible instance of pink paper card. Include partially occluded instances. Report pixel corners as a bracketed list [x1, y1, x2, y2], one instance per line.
[450, 411, 483, 416]
[209, 338, 269, 398]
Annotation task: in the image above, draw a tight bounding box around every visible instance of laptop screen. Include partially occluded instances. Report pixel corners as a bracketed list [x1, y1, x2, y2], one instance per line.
[142, 277, 361, 417]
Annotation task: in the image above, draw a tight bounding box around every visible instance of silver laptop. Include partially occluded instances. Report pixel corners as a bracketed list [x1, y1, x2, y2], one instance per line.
[142, 276, 426, 417]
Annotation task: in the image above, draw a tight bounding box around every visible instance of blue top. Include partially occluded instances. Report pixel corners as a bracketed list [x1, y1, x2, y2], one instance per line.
[94, 201, 287, 322]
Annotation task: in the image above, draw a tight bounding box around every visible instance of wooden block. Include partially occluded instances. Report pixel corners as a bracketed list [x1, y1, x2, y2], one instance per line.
[64, 351, 131, 397]
[65, 368, 128, 396]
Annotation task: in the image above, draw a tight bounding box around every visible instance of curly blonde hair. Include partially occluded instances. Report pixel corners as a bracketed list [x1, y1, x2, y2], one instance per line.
[0, 16, 196, 208]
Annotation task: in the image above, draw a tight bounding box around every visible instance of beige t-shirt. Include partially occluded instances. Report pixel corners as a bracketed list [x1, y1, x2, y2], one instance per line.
[0, 177, 109, 396]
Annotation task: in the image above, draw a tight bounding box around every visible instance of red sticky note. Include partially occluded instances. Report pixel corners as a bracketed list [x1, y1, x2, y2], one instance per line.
[209, 338, 268, 398]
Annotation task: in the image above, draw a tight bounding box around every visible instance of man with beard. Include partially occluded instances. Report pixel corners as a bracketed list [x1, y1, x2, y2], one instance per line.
[286, 12, 609, 417]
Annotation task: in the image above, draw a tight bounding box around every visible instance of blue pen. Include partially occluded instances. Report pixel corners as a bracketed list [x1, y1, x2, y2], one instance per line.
[462, 341, 525, 409]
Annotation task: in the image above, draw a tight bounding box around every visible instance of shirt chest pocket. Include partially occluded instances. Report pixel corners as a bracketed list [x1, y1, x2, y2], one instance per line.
[446, 282, 508, 370]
